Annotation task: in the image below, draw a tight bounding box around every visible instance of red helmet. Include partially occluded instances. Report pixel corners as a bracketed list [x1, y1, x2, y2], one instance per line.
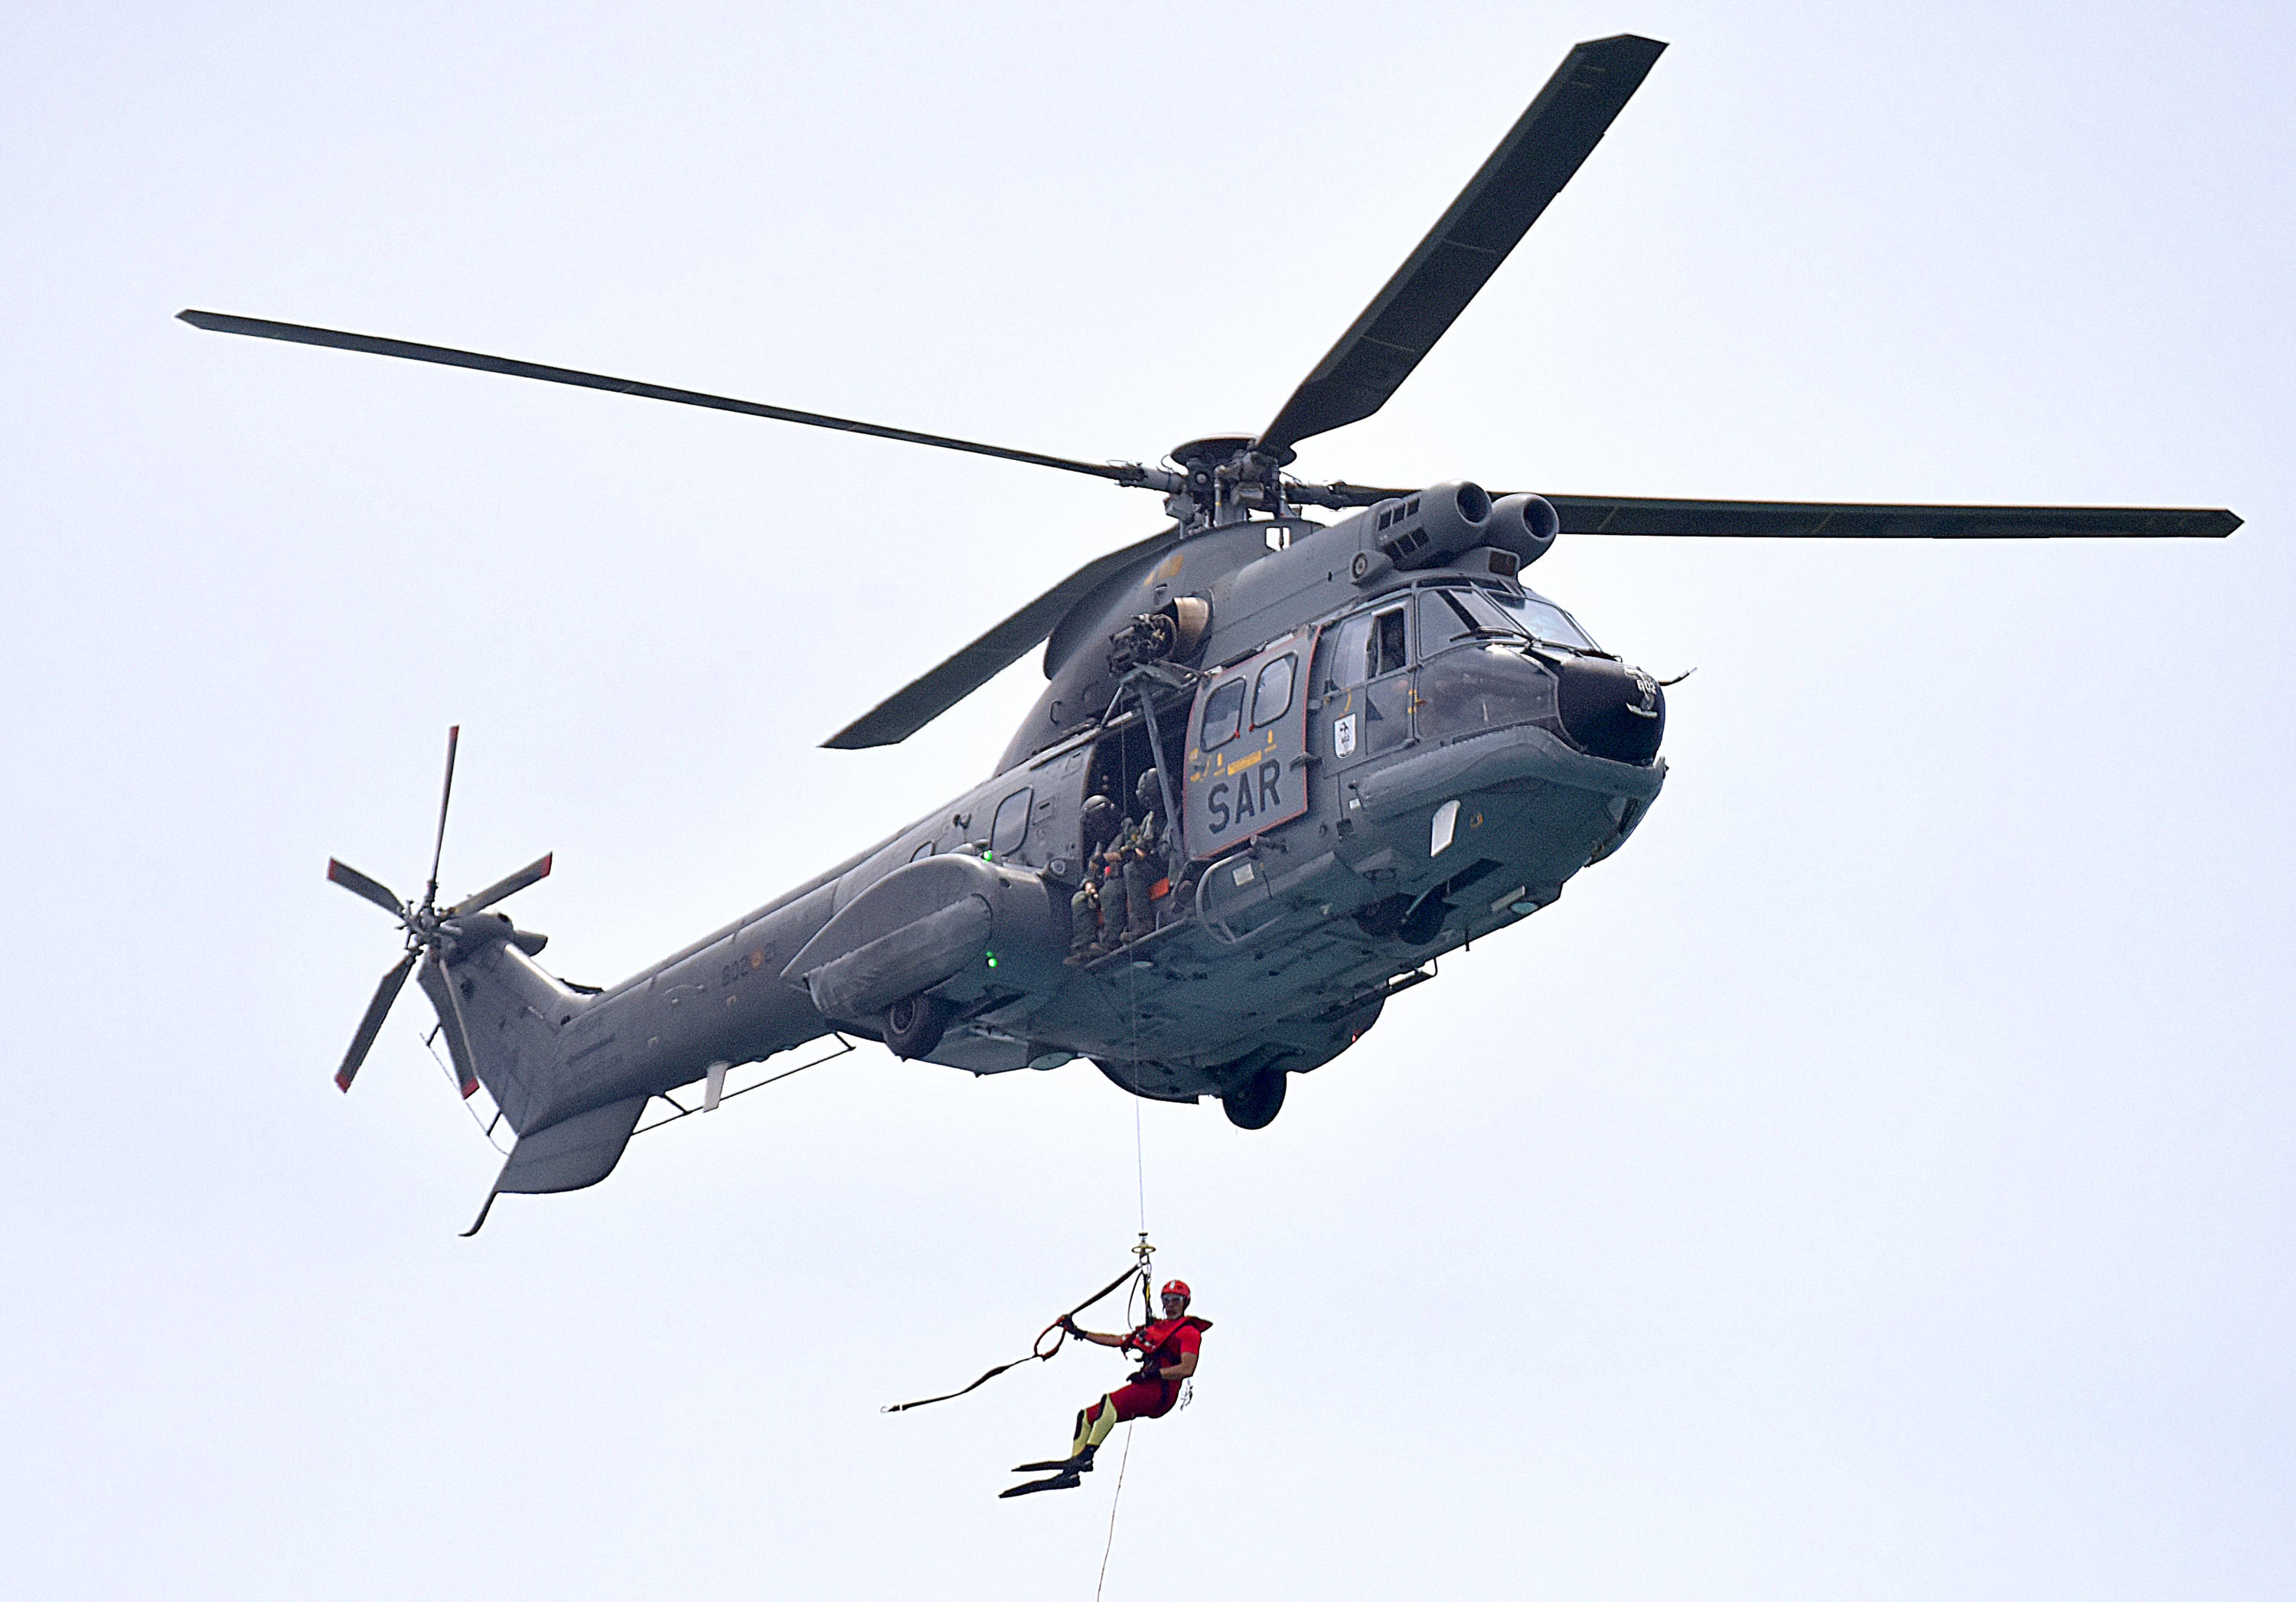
[1159, 1279, 1192, 1306]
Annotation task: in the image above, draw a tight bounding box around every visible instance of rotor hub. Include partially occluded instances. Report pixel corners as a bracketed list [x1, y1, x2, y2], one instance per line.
[1166, 436, 1283, 528]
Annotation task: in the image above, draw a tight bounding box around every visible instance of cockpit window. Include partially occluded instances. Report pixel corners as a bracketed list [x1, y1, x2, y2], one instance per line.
[1417, 586, 1523, 651]
[1372, 607, 1408, 677]
[1490, 590, 1596, 650]
[1328, 614, 1371, 689]
[1328, 605, 1411, 690]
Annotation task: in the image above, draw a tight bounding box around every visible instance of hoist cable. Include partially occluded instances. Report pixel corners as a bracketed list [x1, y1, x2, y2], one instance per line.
[1094, 1424, 1135, 1602]
[1100, 1007, 1151, 1593]
[1134, 1099, 1146, 1237]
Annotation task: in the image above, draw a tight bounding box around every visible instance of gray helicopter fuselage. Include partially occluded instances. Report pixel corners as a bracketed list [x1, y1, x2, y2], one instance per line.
[448, 490, 1667, 1169]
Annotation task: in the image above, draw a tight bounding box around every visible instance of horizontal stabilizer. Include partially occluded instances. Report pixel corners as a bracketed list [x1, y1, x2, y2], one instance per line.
[465, 1095, 647, 1235]
[495, 1096, 649, 1196]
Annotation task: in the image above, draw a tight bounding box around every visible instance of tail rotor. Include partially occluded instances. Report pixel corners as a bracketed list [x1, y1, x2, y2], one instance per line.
[325, 726, 551, 1098]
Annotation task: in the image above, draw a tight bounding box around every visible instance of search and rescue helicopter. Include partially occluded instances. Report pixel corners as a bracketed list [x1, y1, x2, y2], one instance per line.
[183, 34, 2236, 1227]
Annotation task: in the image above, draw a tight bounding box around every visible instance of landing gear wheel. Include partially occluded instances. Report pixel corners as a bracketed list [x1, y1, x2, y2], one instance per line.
[884, 994, 954, 1059]
[1221, 1066, 1287, 1130]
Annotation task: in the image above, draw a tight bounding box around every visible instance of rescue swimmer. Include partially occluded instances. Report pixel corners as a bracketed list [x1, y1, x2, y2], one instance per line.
[1002, 1279, 1209, 1497]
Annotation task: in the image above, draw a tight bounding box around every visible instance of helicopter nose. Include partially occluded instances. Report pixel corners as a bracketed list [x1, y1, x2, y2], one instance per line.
[1552, 656, 1665, 764]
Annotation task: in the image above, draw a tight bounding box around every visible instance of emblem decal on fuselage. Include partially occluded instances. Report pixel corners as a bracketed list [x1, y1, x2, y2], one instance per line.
[1627, 667, 1660, 719]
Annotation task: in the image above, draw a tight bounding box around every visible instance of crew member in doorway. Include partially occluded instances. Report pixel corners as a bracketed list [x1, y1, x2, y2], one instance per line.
[1002, 1280, 1210, 1496]
[1066, 793, 1122, 963]
[1118, 769, 1166, 944]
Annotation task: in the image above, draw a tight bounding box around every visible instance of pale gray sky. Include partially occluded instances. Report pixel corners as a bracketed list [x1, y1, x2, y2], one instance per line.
[4, 3, 2291, 1597]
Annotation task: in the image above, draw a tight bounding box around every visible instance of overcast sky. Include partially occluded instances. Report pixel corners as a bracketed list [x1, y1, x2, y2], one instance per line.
[5, 2, 2291, 1597]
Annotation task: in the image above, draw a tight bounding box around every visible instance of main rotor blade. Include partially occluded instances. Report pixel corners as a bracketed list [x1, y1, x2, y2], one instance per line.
[327, 858, 403, 915]
[1257, 34, 1667, 458]
[823, 527, 1179, 749]
[452, 852, 553, 916]
[1294, 481, 2240, 536]
[416, 949, 481, 1100]
[338, 951, 419, 1092]
[424, 724, 459, 912]
[1541, 495, 2242, 539]
[178, 310, 1166, 489]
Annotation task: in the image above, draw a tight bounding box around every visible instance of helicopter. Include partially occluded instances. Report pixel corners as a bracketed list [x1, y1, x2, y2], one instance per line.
[182, 34, 2236, 1227]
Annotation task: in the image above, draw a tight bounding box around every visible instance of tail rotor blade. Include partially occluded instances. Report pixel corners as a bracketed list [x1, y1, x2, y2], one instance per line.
[451, 852, 553, 917]
[327, 858, 404, 915]
[417, 948, 482, 1099]
[338, 951, 419, 1091]
[423, 725, 460, 911]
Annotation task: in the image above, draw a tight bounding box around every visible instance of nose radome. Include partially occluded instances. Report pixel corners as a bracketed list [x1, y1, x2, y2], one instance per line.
[1552, 656, 1665, 764]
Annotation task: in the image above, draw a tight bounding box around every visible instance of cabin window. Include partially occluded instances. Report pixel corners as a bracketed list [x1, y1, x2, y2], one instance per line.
[1251, 654, 1296, 729]
[1200, 677, 1246, 749]
[990, 788, 1032, 858]
[909, 840, 936, 863]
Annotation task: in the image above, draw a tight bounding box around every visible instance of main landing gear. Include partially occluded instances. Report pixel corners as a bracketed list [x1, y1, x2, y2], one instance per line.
[884, 993, 954, 1059]
[1220, 1066, 1287, 1130]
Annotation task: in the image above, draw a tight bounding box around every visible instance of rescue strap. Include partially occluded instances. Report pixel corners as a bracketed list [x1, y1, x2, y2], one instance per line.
[882, 1240, 1153, 1414]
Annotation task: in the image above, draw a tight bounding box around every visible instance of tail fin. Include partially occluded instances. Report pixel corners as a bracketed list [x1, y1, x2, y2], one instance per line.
[422, 919, 572, 1134]
[323, 728, 647, 1228]
[424, 923, 652, 1233]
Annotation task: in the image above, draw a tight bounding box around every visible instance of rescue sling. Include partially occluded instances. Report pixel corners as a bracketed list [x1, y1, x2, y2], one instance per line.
[882, 1237, 1156, 1414]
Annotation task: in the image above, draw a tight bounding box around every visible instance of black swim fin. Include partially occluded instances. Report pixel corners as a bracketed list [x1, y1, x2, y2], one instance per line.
[999, 1470, 1083, 1498]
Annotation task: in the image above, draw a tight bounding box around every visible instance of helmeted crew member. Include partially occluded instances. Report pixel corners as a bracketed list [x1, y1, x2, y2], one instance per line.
[1067, 793, 1122, 962]
[1074, 785, 1142, 961]
[1093, 817, 1137, 954]
[1035, 1280, 1210, 1476]
[1120, 768, 1165, 943]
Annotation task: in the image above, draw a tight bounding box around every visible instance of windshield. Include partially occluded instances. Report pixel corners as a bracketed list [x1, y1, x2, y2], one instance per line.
[1417, 586, 1509, 651]
[1419, 585, 1597, 652]
[1489, 589, 1596, 651]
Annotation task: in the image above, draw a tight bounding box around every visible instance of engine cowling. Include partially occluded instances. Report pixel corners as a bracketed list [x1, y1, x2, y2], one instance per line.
[1356, 480, 1494, 578]
[1485, 493, 1560, 568]
[781, 853, 1066, 1024]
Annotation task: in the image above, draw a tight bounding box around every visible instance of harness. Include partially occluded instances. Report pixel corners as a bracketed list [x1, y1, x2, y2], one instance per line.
[882, 1235, 1158, 1414]
[1120, 1315, 1214, 1372]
